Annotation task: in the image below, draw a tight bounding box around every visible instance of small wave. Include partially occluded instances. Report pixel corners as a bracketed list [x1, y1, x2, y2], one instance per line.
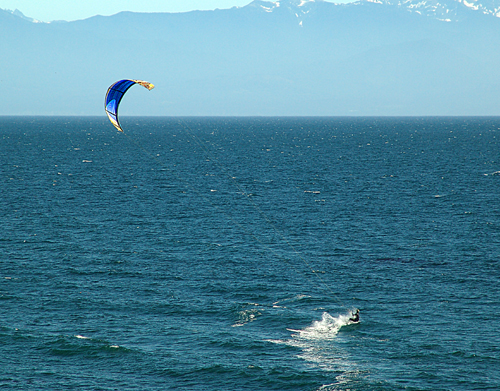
[272, 294, 311, 306]
[73, 334, 126, 350]
[43, 334, 131, 357]
[231, 307, 262, 327]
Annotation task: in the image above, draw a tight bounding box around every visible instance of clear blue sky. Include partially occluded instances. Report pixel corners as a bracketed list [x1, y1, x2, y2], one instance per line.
[0, 0, 254, 22]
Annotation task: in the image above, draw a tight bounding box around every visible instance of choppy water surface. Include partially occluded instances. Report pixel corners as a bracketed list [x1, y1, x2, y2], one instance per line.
[1, 116, 499, 390]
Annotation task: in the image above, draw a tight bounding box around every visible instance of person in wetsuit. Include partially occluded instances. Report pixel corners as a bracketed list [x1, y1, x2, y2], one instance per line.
[349, 309, 360, 323]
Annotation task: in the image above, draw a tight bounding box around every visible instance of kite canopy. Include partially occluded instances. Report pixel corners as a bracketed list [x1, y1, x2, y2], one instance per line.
[105, 79, 154, 132]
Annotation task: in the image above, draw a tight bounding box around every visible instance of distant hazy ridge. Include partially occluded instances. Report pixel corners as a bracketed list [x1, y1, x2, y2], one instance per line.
[1, 0, 499, 116]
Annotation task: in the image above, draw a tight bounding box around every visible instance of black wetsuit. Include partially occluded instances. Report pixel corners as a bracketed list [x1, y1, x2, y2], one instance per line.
[349, 313, 359, 323]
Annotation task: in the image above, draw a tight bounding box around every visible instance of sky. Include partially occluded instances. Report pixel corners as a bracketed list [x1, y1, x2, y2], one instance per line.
[0, 0, 254, 22]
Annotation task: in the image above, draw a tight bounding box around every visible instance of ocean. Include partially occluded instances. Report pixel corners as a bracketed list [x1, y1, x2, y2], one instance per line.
[1, 116, 499, 390]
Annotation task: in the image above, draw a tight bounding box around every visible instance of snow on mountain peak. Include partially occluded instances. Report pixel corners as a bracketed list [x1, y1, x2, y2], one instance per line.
[246, 0, 321, 25]
[248, 0, 323, 11]
[247, 0, 500, 21]
[7, 8, 44, 23]
[380, 0, 500, 20]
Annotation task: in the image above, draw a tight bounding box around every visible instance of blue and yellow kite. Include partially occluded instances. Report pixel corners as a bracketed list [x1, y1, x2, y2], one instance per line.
[104, 79, 154, 132]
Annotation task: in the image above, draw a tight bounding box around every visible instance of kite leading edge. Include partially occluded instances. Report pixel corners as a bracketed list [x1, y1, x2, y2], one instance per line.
[104, 79, 155, 132]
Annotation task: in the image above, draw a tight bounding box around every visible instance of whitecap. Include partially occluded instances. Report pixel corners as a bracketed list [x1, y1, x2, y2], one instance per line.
[231, 307, 262, 327]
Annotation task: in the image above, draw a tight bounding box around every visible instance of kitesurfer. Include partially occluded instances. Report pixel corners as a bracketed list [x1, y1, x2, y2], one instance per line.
[349, 308, 360, 323]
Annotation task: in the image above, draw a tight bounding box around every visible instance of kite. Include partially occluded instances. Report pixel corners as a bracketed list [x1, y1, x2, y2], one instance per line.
[104, 79, 154, 132]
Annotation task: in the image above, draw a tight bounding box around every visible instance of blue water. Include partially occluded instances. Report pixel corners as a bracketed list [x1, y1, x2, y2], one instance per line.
[1, 116, 499, 390]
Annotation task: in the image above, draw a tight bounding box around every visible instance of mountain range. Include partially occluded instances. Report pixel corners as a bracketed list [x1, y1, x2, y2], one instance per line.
[1, 0, 499, 116]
